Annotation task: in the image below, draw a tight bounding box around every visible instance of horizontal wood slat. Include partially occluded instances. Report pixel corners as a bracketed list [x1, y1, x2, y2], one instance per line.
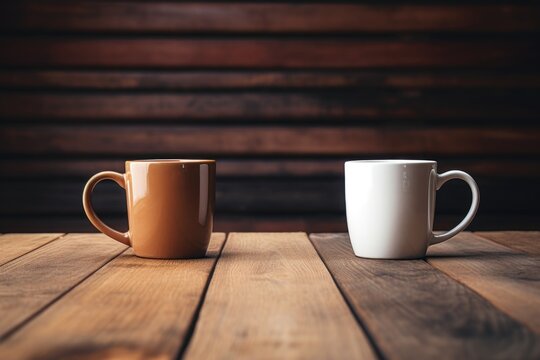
[2, 71, 540, 90]
[310, 233, 540, 359]
[0, 1, 538, 232]
[2, 126, 539, 156]
[2, 3, 539, 33]
[3, 214, 540, 234]
[1, 159, 539, 179]
[0, 215, 346, 234]
[1, 177, 538, 215]
[1, 39, 538, 68]
[1, 91, 539, 120]
[213, 215, 540, 233]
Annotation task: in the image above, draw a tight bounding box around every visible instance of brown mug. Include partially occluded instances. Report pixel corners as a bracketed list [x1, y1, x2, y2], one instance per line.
[82, 159, 216, 259]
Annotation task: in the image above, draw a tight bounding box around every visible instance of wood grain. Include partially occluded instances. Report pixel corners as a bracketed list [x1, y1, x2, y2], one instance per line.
[0, 233, 225, 360]
[183, 232, 376, 359]
[0, 38, 537, 68]
[0, 215, 347, 234]
[1, 71, 540, 90]
[427, 232, 540, 333]
[475, 231, 540, 255]
[2, 126, 539, 156]
[2, 3, 539, 33]
[2, 177, 538, 215]
[310, 233, 540, 360]
[4, 215, 540, 234]
[0, 233, 63, 266]
[1, 91, 538, 120]
[0, 1, 538, 232]
[0, 233, 126, 340]
[2, 159, 539, 179]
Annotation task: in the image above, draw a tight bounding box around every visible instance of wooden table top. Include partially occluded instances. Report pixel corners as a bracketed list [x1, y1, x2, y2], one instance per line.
[0, 231, 539, 359]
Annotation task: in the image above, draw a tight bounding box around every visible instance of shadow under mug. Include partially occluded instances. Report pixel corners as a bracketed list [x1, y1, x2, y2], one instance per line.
[345, 160, 480, 259]
[82, 159, 216, 259]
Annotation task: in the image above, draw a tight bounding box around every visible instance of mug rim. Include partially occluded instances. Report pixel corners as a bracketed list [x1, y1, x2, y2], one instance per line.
[346, 159, 436, 165]
[127, 159, 215, 164]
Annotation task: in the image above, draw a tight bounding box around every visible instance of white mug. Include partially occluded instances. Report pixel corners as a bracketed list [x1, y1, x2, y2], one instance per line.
[345, 160, 480, 259]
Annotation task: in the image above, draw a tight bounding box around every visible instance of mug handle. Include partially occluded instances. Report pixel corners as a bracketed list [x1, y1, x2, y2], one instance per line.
[430, 170, 480, 245]
[82, 171, 131, 246]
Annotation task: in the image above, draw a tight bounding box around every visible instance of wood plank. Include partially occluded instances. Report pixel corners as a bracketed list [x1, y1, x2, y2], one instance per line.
[1, 177, 538, 215]
[183, 232, 376, 359]
[213, 216, 348, 234]
[1, 91, 539, 120]
[0, 159, 348, 179]
[211, 215, 540, 234]
[1, 159, 539, 179]
[1, 126, 539, 156]
[0, 233, 126, 340]
[2, 3, 539, 33]
[2, 70, 540, 90]
[0, 233, 226, 359]
[0, 215, 347, 234]
[0, 233, 63, 266]
[2, 213, 540, 235]
[0, 179, 345, 215]
[0, 38, 537, 68]
[427, 232, 540, 333]
[476, 231, 540, 255]
[310, 233, 540, 359]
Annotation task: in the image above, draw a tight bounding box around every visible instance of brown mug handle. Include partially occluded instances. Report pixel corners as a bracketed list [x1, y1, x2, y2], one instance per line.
[82, 171, 131, 246]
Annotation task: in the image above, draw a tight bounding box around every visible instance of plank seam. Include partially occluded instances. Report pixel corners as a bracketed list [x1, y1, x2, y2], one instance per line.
[422, 242, 538, 334]
[0, 246, 128, 342]
[307, 233, 386, 360]
[174, 233, 229, 360]
[472, 231, 527, 253]
[0, 233, 66, 268]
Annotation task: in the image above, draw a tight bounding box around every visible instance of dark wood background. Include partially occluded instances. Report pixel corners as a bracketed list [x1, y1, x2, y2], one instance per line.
[0, 1, 539, 232]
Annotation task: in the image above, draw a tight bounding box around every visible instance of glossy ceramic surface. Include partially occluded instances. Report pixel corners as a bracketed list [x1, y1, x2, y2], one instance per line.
[345, 160, 479, 259]
[83, 159, 215, 258]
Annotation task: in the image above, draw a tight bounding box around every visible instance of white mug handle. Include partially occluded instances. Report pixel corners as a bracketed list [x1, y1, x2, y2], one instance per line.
[430, 170, 480, 245]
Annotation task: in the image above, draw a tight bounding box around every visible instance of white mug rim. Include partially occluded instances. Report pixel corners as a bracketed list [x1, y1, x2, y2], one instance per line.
[346, 159, 436, 166]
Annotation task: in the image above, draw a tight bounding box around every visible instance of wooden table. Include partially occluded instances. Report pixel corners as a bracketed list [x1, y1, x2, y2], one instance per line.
[0, 232, 539, 359]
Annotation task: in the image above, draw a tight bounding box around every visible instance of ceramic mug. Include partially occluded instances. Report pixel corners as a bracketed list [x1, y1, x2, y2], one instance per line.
[345, 160, 479, 259]
[83, 159, 215, 259]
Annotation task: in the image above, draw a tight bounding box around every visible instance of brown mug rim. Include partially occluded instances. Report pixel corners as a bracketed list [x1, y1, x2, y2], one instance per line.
[126, 159, 215, 165]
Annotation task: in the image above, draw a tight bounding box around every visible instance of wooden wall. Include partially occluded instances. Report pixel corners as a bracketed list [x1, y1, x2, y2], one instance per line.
[0, 1, 539, 232]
